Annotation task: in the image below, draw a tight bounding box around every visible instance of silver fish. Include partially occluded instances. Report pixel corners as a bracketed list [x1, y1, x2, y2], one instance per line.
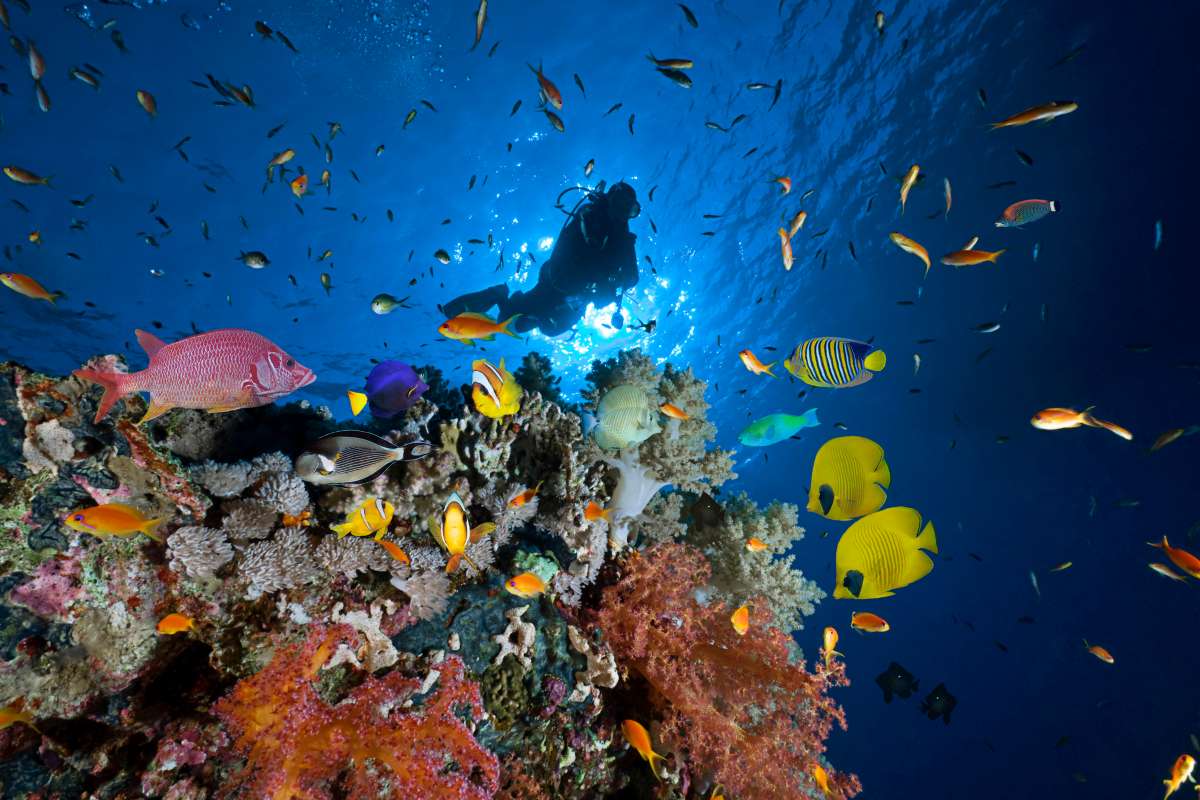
[295, 430, 434, 485]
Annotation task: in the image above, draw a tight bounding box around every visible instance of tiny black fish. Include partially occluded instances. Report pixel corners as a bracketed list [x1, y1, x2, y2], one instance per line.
[573, 73, 585, 97]
[604, 102, 623, 117]
[876, 662, 919, 704]
[1015, 149, 1033, 166]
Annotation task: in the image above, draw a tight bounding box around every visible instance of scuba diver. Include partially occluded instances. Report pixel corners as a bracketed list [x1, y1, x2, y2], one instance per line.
[442, 180, 641, 337]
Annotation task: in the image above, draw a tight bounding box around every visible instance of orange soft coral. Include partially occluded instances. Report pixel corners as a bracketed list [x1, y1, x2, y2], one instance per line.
[213, 626, 498, 800]
[595, 543, 861, 799]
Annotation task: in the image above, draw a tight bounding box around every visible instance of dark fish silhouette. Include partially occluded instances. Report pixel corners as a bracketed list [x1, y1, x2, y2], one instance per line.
[921, 683, 957, 724]
[876, 661, 919, 703]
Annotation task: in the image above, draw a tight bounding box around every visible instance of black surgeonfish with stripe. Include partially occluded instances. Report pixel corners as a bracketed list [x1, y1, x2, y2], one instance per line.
[294, 430, 434, 485]
[471, 358, 522, 418]
[784, 337, 887, 388]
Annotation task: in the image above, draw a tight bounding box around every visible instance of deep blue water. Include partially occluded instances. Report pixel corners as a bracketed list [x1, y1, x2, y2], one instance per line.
[2, 1, 1198, 798]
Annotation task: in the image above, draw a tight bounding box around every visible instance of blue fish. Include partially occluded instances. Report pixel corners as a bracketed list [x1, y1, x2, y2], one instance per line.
[738, 409, 820, 446]
[349, 361, 429, 418]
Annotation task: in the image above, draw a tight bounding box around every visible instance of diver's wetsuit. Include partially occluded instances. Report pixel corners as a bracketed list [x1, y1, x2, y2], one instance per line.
[443, 184, 639, 337]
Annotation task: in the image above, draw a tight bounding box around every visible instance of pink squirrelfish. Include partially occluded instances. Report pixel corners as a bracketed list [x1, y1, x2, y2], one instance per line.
[74, 328, 315, 424]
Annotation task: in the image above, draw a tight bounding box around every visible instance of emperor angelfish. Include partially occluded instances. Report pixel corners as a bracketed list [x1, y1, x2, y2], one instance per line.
[785, 337, 886, 388]
[592, 384, 661, 450]
[295, 430, 434, 485]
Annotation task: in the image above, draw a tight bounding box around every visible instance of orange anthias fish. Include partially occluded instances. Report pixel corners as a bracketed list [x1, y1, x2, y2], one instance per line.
[1, 272, 62, 303]
[290, 174, 308, 198]
[1150, 428, 1185, 452]
[1030, 407, 1133, 441]
[811, 763, 833, 796]
[940, 248, 1006, 267]
[584, 500, 612, 522]
[136, 89, 157, 117]
[822, 626, 842, 667]
[528, 61, 563, 110]
[157, 613, 195, 635]
[738, 349, 776, 377]
[622, 719, 666, 779]
[850, 611, 891, 633]
[899, 164, 919, 214]
[730, 604, 750, 635]
[378, 539, 410, 565]
[508, 480, 543, 508]
[774, 176, 792, 195]
[746, 537, 769, 552]
[1148, 537, 1200, 580]
[504, 571, 547, 598]
[1083, 640, 1114, 664]
[1148, 562, 1187, 582]
[3, 166, 52, 186]
[1163, 754, 1196, 799]
[438, 312, 521, 345]
[777, 227, 794, 271]
[889, 232, 931, 278]
[64, 503, 165, 542]
[788, 210, 808, 237]
[660, 402, 689, 420]
[990, 100, 1078, 129]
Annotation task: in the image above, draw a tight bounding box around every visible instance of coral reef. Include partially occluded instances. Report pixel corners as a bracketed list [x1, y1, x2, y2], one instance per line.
[595, 542, 860, 798]
[0, 347, 847, 799]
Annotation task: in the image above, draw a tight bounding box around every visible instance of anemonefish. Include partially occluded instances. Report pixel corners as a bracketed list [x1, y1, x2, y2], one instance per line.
[471, 358, 523, 418]
[331, 498, 394, 541]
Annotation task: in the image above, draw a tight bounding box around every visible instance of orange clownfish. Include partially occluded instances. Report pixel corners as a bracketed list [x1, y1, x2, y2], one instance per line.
[157, 613, 195, 635]
[430, 492, 492, 574]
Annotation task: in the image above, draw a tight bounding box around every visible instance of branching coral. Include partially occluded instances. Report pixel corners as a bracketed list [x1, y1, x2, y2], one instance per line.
[238, 527, 321, 599]
[513, 352, 564, 406]
[167, 525, 234, 581]
[255, 472, 309, 516]
[594, 542, 860, 799]
[583, 351, 736, 549]
[212, 626, 498, 800]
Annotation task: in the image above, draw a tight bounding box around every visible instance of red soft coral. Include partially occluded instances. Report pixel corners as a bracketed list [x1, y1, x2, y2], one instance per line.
[595, 542, 861, 799]
[213, 626, 498, 800]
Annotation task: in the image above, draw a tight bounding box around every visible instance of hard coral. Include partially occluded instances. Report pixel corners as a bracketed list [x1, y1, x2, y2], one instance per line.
[595, 542, 860, 799]
[213, 626, 498, 800]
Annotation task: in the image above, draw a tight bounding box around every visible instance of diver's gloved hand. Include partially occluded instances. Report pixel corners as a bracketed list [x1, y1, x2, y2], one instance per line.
[611, 310, 624, 329]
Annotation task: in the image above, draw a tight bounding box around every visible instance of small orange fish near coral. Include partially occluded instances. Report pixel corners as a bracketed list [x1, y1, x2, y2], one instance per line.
[504, 571, 547, 598]
[290, 174, 308, 198]
[774, 176, 791, 195]
[281, 509, 312, 527]
[64, 502, 165, 542]
[1083, 640, 1114, 664]
[730, 604, 750, 635]
[746, 537, 769, 552]
[659, 402, 689, 420]
[811, 763, 833, 796]
[822, 626, 843, 667]
[584, 500, 612, 522]
[508, 480, 543, 508]
[378, 540, 410, 565]
[622, 719, 666, 779]
[157, 613, 195, 635]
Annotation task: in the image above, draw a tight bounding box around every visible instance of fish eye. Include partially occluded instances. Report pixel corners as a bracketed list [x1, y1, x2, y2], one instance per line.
[285, 358, 295, 367]
[73, 514, 84, 521]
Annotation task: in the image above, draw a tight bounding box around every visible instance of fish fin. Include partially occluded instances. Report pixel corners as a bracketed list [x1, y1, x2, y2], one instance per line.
[73, 366, 132, 423]
[138, 399, 175, 423]
[469, 522, 496, 543]
[900, 551, 936, 588]
[763, 361, 777, 377]
[135, 329, 167, 359]
[499, 314, 522, 337]
[47, 291, 64, 304]
[916, 519, 938, 554]
[874, 454, 892, 490]
[140, 517, 166, 542]
[347, 390, 368, 416]
[445, 553, 462, 574]
[864, 349, 887, 372]
[206, 403, 246, 413]
[988, 249, 1007, 263]
[462, 552, 481, 573]
[332, 522, 351, 539]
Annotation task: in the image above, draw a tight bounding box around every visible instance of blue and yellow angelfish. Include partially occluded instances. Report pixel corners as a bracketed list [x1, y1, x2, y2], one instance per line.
[472, 358, 523, 418]
[784, 337, 886, 388]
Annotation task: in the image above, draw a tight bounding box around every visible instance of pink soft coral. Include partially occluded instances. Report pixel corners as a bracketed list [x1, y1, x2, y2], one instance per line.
[595, 542, 861, 799]
[213, 626, 498, 800]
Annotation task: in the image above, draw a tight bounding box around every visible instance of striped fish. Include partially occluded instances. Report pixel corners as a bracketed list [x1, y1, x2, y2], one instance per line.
[295, 430, 434, 485]
[784, 337, 887, 388]
[471, 358, 522, 418]
[331, 497, 394, 540]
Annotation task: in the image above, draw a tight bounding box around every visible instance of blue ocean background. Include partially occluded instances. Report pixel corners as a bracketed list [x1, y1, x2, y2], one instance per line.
[2, 1, 1197, 797]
